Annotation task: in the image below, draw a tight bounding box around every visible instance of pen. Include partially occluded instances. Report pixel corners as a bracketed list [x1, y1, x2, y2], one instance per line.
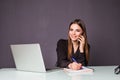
[72, 57, 77, 62]
[72, 57, 83, 69]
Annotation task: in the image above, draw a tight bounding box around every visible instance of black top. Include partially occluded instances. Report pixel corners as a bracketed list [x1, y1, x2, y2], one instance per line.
[56, 39, 87, 68]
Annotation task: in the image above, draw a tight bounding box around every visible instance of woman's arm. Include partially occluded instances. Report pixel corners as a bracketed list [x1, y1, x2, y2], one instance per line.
[56, 39, 71, 68]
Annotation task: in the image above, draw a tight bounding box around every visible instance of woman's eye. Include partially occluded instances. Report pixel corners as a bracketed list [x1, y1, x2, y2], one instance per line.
[76, 29, 80, 32]
[69, 29, 73, 31]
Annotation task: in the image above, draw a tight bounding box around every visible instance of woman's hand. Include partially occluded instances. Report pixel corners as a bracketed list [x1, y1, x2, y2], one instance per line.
[68, 62, 82, 70]
[78, 35, 85, 53]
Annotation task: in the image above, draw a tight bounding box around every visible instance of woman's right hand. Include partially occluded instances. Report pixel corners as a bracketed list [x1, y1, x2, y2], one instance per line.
[68, 62, 82, 70]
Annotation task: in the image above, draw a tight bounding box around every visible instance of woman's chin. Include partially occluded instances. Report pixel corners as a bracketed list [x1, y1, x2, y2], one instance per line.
[72, 39, 77, 42]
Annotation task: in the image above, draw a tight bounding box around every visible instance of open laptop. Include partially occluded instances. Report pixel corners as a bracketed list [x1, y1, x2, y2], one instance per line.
[10, 43, 48, 73]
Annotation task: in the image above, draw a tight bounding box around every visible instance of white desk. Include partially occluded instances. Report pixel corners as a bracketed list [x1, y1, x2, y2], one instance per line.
[0, 66, 119, 80]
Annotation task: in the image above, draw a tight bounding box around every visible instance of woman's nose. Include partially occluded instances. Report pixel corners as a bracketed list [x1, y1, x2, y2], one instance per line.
[73, 31, 76, 35]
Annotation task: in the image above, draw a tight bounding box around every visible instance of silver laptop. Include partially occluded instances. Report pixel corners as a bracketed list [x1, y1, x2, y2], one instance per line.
[10, 43, 47, 72]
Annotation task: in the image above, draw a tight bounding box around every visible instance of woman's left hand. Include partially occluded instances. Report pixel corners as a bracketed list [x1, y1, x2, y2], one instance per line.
[78, 35, 85, 53]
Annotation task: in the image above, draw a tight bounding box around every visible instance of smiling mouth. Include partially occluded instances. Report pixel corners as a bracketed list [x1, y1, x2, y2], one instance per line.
[71, 37, 78, 40]
[71, 36, 78, 38]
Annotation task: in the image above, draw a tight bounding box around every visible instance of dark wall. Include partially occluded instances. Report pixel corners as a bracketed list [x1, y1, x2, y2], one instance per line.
[0, 0, 120, 68]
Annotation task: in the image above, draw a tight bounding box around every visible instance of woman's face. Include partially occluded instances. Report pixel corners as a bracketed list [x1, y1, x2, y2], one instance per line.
[69, 23, 83, 41]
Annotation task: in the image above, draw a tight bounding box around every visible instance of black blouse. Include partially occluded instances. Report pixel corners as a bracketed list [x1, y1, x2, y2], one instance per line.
[56, 39, 87, 68]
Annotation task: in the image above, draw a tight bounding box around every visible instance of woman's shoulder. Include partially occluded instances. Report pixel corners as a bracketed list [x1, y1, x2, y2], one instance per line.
[57, 39, 68, 45]
[57, 39, 68, 49]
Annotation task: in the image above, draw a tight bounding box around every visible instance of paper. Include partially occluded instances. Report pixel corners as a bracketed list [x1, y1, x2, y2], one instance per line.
[63, 66, 93, 74]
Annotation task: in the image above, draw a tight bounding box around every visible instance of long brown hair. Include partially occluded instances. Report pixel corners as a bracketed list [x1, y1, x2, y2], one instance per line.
[68, 19, 90, 64]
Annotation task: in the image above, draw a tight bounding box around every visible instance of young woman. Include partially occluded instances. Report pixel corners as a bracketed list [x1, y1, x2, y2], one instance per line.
[56, 19, 90, 70]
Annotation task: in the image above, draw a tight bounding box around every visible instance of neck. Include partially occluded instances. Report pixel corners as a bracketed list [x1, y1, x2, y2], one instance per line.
[72, 40, 78, 46]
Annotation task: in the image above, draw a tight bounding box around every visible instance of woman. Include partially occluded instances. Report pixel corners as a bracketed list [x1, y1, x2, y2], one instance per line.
[56, 19, 90, 70]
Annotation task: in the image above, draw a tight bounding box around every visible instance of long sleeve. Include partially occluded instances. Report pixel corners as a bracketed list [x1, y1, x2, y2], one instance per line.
[56, 39, 71, 68]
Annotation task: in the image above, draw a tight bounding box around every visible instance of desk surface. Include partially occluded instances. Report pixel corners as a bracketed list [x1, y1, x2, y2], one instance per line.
[0, 66, 120, 80]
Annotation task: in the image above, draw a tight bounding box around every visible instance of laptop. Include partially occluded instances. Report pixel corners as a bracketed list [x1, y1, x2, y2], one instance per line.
[10, 43, 47, 72]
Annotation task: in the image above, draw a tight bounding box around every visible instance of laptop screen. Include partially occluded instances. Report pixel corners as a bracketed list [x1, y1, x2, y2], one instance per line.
[10, 43, 46, 72]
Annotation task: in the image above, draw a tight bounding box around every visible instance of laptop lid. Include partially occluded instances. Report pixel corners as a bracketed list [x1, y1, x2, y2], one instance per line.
[10, 43, 46, 72]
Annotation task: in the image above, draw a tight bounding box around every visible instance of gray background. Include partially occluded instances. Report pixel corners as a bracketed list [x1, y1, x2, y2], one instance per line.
[0, 0, 120, 68]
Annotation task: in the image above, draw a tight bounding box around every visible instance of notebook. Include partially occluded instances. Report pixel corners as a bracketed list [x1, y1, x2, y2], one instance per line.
[10, 43, 47, 72]
[64, 66, 94, 75]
